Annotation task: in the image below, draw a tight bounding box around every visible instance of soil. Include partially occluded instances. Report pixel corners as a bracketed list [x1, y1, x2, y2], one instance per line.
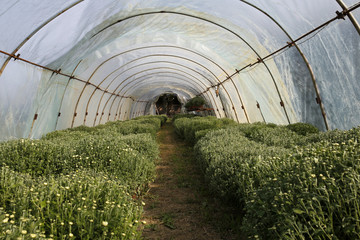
[141, 122, 242, 240]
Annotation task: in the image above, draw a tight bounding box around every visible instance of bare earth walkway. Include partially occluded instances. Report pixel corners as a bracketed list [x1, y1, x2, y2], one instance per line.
[141, 122, 239, 240]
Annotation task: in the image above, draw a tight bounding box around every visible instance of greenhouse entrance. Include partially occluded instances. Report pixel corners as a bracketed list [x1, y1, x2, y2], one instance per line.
[155, 94, 182, 117]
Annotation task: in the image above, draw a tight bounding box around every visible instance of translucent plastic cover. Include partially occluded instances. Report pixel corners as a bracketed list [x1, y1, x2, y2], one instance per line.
[0, 0, 359, 140]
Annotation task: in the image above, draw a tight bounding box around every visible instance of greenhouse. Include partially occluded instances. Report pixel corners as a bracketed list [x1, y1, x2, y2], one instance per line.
[1, 0, 360, 239]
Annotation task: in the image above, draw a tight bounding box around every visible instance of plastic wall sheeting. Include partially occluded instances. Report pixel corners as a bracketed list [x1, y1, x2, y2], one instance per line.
[0, 0, 360, 141]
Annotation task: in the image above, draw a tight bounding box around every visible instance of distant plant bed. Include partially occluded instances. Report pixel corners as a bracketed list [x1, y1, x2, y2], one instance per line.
[174, 117, 360, 239]
[173, 116, 237, 144]
[171, 113, 197, 122]
[0, 116, 161, 239]
[185, 96, 206, 111]
[286, 122, 320, 136]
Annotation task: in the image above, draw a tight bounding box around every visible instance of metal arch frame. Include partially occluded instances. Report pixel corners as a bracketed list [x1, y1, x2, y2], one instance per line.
[81, 55, 231, 125]
[238, 0, 329, 129]
[106, 75, 200, 122]
[107, 76, 199, 121]
[72, 46, 227, 127]
[99, 65, 224, 124]
[113, 77, 215, 122]
[86, 61, 225, 126]
[112, 60, 230, 111]
[115, 84, 197, 122]
[97, 69, 221, 126]
[138, 87, 193, 104]
[335, 0, 360, 35]
[126, 78, 199, 120]
[116, 81, 199, 120]
[105, 80, 198, 122]
[110, 71, 220, 125]
[91, 11, 291, 124]
[95, 70, 216, 124]
[71, 44, 248, 128]
[54, 60, 82, 130]
[0, 0, 84, 76]
[103, 72, 218, 124]
[111, 69, 220, 124]
[84, 54, 236, 124]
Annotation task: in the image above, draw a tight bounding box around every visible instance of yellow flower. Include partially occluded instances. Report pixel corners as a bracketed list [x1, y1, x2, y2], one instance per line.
[21, 230, 27, 234]
[69, 233, 74, 238]
[30, 233, 37, 238]
[102, 221, 108, 227]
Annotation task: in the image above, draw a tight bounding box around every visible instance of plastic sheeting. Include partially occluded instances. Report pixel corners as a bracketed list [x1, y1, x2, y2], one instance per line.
[0, 0, 359, 140]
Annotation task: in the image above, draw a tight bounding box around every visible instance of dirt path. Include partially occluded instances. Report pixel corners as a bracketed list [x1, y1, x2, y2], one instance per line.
[141, 122, 239, 240]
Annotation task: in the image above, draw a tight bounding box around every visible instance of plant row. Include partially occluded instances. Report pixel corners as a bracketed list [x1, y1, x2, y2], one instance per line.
[0, 115, 166, 240]
[173, 116, 360, 239]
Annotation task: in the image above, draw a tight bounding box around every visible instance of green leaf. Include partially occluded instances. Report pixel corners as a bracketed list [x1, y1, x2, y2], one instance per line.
[293, 209, 305, 214]
[40, 200, 46, 209]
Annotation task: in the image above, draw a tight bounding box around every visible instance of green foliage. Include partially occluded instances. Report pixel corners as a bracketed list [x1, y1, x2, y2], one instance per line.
[171, 113, 197, 122]
[241, 138, 360, 239]
[244, 124, 306, 148]
[0, 117, 161, 239]
[194, 126, 291, 204]
[97, 120, 159, 136]
[132, 115, 168, 126]
[286, 122, 320, 136]
[184, 96, 206, 109]
[173, 116, 237, 144]
[0, 168, 144, 239]
[192, 121, 360, 239]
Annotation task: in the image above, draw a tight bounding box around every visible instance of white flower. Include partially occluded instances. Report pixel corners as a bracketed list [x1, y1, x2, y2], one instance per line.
[21, 230, 27, 234]
[69, 233, 74, 238]
[30, 233, 37, 238]
[102, 221, 108, 227]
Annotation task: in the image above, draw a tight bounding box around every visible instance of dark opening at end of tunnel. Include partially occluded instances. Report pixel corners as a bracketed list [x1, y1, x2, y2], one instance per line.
[155, 94, 182, 117]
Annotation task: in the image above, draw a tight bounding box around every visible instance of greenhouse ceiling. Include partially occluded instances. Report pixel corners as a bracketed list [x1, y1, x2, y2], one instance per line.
[0, 0, 359, 140]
